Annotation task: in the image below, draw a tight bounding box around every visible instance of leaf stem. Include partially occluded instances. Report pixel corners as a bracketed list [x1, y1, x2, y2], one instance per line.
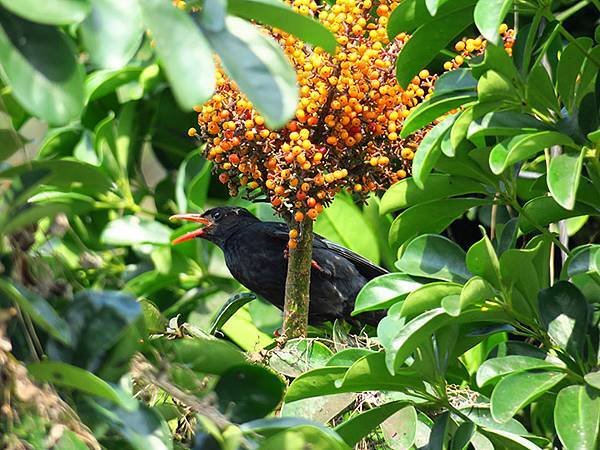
[521, 9, 543, 73]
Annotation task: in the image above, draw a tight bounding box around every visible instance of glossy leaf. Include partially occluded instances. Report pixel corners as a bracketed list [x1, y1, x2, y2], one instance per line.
[0, 0, 90, 25]
[431, 68, 478, 97]
[466, 232, 501, 288]
[140, 0, 215, 110]
[389, 198, 489, 248]
[27, 361, 132, 407]
[401, 94, 472, 137]
[326, 348, 376, 367]
[401, 282, 462, 318]
[527, 63, 560, 116]
[458, 276, 496, 315]
[394, 1, 476, 86]
[0, 279, 72, 345]
[491, 371, 566, 422]
[547, 149, 585, 210]
[411, 117, 456, 188]
[215, 364, 285, 423]
[557, 37, 593, 112]
[200, 16, 297, 129]
[555, 385, 600, 450]
[489, 132, 574, 174]
[468, 112, 552, 140]
[227, 0, 336, 54]
[561, 244, 600, 279]
[474, 0, 512, 45]
[477, 355, 562, 387]
[519, 196, 597, 234]
[81, 0, 143, 69]
[259, 425, 347, 450]
[380, 308, 450, 373]
[209, 292, 257, 334]
[334, 401, 409, 446]
[101, 216, 172, 246]
[395, 234, 471, 283]
[538, 281, 589, 355]
[352, 273, 423, 315]
[167, 337, 246, 375]
[269, 339, 333, 378]
[380, 174, 487, 214]
[0, 10, 84, 125]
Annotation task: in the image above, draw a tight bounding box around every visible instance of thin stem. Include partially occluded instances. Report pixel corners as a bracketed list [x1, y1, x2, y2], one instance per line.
[556, 23, 600, 69]
[591, 0, 600, 12]
[509, 200, 570, 255]
[282, 218, 314, 339]
[556, 0, 592, 21]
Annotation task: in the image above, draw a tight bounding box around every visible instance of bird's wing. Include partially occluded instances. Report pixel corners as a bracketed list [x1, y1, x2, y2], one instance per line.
[264, 222, 388, 280]
[313, 235, 388, 280]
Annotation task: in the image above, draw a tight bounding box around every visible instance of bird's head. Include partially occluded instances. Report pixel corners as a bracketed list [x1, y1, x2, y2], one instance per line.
[170, 206, 258, 247]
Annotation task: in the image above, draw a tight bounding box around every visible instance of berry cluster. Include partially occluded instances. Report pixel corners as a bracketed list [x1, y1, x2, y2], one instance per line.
[190, 0, 435, 241]
[444, 25, 515, 70]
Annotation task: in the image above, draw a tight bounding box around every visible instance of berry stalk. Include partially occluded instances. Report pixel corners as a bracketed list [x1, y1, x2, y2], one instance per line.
[282, 217, 314, 338]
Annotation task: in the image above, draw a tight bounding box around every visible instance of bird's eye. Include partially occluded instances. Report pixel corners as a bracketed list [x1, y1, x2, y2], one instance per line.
[213, 211, 222, 220]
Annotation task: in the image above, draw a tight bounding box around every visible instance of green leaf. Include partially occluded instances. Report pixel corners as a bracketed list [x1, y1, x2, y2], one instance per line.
[88, 400, 172, 450]
[394, 1, 476, 86]
[0, 0, 90, 25]
[140, 0, 215, 110]
[53, 430, 89, 450]
[466, 232, 501, 288]
[538, 281, 589, 355]
[209, 292, 257, 335]
[555, 385, 600, 450]
[85, 67, 143, 103]
[395, 234, 471, 283]
[561, 244, 600, 279]
[401, 94, 472, 137]
[326, 348, 376, 367]
[468, 112, 552, 140]
[269, 339, 333, 378]
[584, 372, 600, 390]
[390, 198, 489, 248]
[480, 428, 542, 450]
[380, 174, 487, 214]
[259, 425, 347, 450]
[46, 290, 142, 375]
[0, 279, 72, 345]
[427, 411, 450, 449]
[431, 68, 478, 97]
[380, 308, 450, 373]
[81, 0, 143, 69]
[519, 196, 597, 234]
[476, 355, 562, 387]
[216, 364, 285, 423]
[227, 0, 336, 54]
[548, 149, 585, 210]
[36, 125, 82, 159]
[334, 401, 409, 447]
[0, 10, 84, 125]
[27, 361, 132, 408]
[474, 0, 512, 45]
[315, 193, 379, 264]
[489, 132, 575, 174]
[412, 116, 456, 188]
[200, 15, 297, 129]
[285, 353, 423, 402]
[557, 37, 594, 113]
[491, 371, 566, 422]
[451, 421, 476, 450]
[527, 63, 560, 116]
[166, 337, 246, 375]
[381, 405, 418, 449]
[352, 273, 423, 315]
[457, 276, 496, 315]
[477, 70, 520, 104]
[402, 282, 462, 318]
[0, 126, 24, 160]
[101, 216, 173, 246]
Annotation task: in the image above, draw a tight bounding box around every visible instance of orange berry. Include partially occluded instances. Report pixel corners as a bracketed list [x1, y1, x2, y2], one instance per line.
[307, 208, 318, 220]
[294, 211, 304, 222]
[288, 238, 298, 249]
[289, 229, 299, 239]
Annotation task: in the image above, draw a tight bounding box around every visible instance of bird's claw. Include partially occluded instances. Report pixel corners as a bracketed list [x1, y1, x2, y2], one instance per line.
[311, 260, 325, 272]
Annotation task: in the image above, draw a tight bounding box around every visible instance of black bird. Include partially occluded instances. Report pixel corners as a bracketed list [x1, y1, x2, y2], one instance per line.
[170, 206, 387, 326]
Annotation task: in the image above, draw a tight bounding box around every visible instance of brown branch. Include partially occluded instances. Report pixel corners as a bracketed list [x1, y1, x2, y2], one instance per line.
[282, 217, 314, 339]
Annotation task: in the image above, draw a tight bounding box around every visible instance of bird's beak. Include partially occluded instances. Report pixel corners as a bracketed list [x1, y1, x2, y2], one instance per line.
[169, 214, 213, 244]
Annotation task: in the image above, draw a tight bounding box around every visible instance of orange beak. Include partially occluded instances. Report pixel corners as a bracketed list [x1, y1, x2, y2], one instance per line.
[170, 214, 213, 244]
